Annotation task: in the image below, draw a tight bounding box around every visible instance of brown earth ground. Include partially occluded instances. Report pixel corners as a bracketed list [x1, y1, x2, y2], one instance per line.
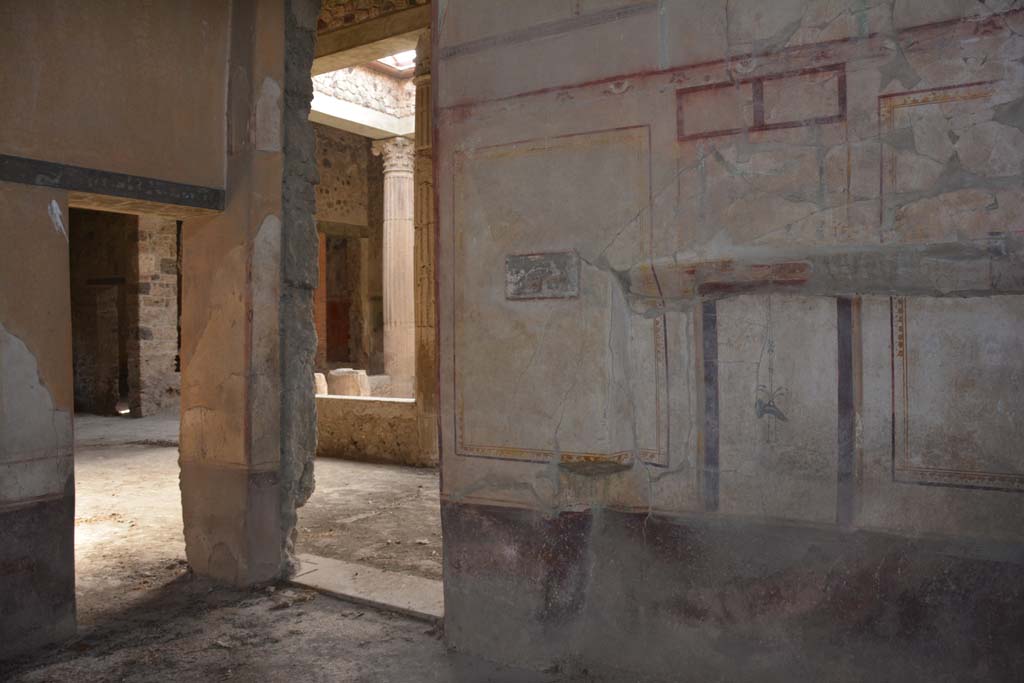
[297, 458, 443, 580]
[0, 416, 605, 682]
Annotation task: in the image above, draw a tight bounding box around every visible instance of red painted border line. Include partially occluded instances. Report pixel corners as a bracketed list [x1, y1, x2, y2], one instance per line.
[676, 64, 846, 141]
[438, 9, 1023, 114]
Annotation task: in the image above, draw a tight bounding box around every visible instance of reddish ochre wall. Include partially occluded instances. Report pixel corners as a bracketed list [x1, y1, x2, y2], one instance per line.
[0, 0, 230, 188]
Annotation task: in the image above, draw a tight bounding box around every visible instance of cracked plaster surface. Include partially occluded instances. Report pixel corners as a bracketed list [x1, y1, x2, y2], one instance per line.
[435, 1, 1024, 539]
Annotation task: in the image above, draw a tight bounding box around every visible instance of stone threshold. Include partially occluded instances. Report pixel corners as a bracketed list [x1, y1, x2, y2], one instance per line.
[289, 553, 442, 623]
[316, 394, 415, 403]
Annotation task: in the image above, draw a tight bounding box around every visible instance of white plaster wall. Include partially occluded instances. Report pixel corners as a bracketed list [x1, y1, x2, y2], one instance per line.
[436, 0, 1024, 542]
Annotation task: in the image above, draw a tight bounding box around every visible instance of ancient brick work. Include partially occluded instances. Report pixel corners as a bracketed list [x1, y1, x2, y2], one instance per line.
[314, 123, 370, 225]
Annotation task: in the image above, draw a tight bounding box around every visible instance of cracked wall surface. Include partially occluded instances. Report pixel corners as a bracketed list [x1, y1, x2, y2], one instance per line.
[436, 1, 1024, 678]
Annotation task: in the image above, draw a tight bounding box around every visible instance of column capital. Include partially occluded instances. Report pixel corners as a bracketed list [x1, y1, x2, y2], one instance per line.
[372, 136, 415, 174]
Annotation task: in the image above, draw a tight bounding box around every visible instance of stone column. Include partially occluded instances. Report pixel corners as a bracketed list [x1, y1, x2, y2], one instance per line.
[413, 31, 439, 464]
[372, 136, 416, 395]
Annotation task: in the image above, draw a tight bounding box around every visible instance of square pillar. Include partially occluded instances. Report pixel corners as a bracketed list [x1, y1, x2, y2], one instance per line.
[179, 0, 318, 585]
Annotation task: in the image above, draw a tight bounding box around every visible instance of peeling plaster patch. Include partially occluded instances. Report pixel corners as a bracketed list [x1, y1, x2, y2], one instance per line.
[250, 214, 282, 466]
[255, 77, 283, 152]
[0, 323, 73, 504]
[47, 200, 67, 241]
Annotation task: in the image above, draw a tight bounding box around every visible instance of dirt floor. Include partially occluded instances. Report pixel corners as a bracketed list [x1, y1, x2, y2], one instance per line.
[296, 459, 442, 580]
[72, 440, 189, 629]
[69, 413, 442, 628]
[0, 415, 595, 682]
[2, 575, 578, 682]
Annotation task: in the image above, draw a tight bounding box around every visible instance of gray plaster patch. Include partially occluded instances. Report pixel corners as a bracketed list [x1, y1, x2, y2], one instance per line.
[255, 77, 283, 152]
[250, 214, 282, 467]
[0, 323, 73, 503]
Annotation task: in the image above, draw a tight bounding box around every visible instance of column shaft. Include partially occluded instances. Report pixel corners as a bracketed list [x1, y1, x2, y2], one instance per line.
[413, 33, 439, 463]
[373, 137, 416, 394]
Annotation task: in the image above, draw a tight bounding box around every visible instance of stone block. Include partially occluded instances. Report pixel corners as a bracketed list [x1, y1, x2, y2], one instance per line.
[327, 367, 370, 396]
[314, 371, 328, 394]
[317, 395, 429, 466]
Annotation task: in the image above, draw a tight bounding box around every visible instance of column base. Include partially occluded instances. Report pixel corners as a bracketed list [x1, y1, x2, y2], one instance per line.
[180, 460, 283, 586]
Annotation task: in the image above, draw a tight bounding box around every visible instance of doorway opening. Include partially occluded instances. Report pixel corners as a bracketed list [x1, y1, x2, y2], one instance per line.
[292, 29, 442, 620]
[67, 208, 186, 629]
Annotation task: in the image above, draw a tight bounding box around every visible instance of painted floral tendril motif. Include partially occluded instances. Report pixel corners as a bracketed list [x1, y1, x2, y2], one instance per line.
[756, 385, 788, 422]
[755, 297, 788, 438]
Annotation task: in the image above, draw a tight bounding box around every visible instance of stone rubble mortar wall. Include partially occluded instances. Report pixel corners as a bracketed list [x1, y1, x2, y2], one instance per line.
[313, 64, 417, 118]
[314, 123, 370, 226]
[280, 0, 321, 577]
[312, 121, 383, 369]
[318, 0, 428, 33]
[436, 0, 1024, 679]
[316, 395, 425, 466]
[134, 215, 180, 415]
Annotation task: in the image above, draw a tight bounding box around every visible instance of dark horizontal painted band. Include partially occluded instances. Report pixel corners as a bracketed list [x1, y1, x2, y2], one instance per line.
[0, 154, 224, 211]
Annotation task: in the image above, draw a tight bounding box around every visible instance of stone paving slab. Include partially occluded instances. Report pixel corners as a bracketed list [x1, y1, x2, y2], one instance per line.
[291, 553, 443, 622]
